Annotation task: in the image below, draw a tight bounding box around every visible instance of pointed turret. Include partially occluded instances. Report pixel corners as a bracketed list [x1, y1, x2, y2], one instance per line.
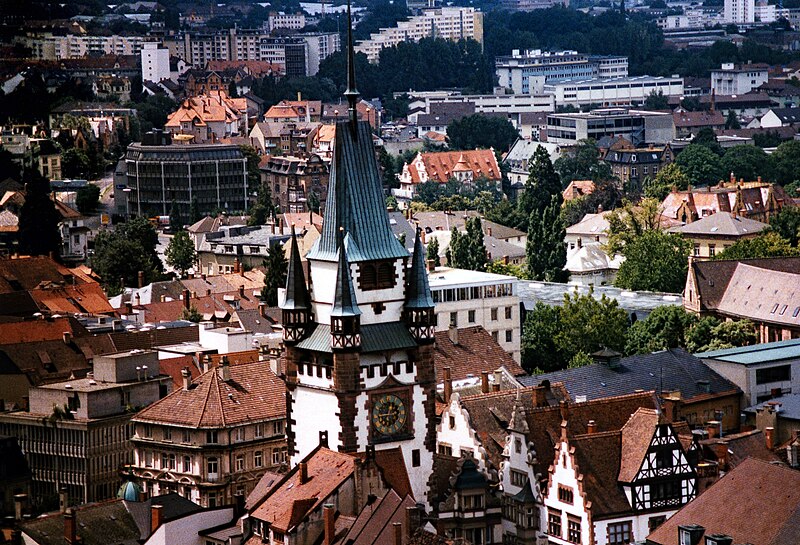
[404, 226, 435, 343]
[344, 0, 359, 131]
[281, 225, 312, 343]
[331, 228, 361, 350]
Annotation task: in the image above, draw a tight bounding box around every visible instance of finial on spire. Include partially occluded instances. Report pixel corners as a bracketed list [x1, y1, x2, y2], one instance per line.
[344, 0, 360, 131]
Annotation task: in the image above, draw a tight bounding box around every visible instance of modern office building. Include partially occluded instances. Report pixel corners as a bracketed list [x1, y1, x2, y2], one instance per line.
[141, 43, 171, 84]
[725, 0, 755, 23]
[711, 63, 769, 96]
[0, 350, 171, 507]
[124, 133, 249, 218]
[545, 108, 675, 146]
[496, 49, 628, 94]
[544, 75, 684, 108]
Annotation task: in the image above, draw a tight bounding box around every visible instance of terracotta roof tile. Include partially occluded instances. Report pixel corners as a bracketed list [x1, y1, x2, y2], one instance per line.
[434, 326, 526, 382]
[569, 430, 629, 518]
[0, 316, 87, 345]
[339, 489, 417, 545]
[406, 149, 501, 185]
[133, 360, 285, 428]
[251, 447, 356, 533]
[353, 447, 413, 499]
[647, 458, 800, 545]
[700, 429, 782, 468]
[618, 407, 659, 483]
[158, 355, 200, 389]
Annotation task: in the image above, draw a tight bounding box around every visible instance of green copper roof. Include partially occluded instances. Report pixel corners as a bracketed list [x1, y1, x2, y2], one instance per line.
[331, 230, 361, 318]
[296, 323, 418, 353]
[306, 120, 409, 263]
[282, 226, 311, 311]
[405, 227, 434, 310]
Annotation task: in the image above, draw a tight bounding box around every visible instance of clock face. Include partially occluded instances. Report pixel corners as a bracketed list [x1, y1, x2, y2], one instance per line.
[371, 394, 407, 437]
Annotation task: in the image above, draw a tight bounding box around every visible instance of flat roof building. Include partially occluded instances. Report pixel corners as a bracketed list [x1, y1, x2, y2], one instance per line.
[544, 75, 684, 109]
[546, 108, 675, 146]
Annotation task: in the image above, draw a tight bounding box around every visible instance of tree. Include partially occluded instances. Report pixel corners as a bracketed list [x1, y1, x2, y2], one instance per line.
[91, 232, 161, 293]
[615, 230, 691, 293]
[715, 231, 799, 260]
[555, 290, 629, 367]
[61, 148, 90, 179]
[522, 302, 563, 372]
[554, 140, 612, 184]
[169, 199, 183, 232]
[75, 183, 101, 215]
[690, 128, 724, 156]
[625, 305, 697, 355]
[487, 260, 528, 279]
[526, 196, 568, 282]
[770, 140, 800, 185]
[517, 145, 562, 228]
[605, 198, 663, 256]
[188, 196, 202, 224]
[770, 206, 800, 247]
[228, 80, 239, 98]
[719, 145, 772, 183]
[261, 243, 288, 306]
[426, 237, 441, 267]
[675, 144, 723, 186]
[248, 181, 275, 226]
[725, 109, 741, 129]
[181, 305, 202, 322]
[165, 231, 196, 277]
[643, 163, 691, 201]
[445, 217, 488, 271]
[446, 114, 519, 153]
[686, 317, 757, 353]
[18, 175, 62, 258]
[643, 90, 669, 110]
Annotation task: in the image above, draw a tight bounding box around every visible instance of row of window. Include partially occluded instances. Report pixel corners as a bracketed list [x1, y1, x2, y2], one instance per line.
[431, 283, 515, 303]
[140, 422, 284, 443]
[147, 447, 287, 475]
[447, 306, 514, 325]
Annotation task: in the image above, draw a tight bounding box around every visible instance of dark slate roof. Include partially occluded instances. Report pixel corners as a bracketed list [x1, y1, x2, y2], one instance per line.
[331, 234, 361, 318]
[282, 227, 311, 311]
[405, 228, 434, 310]
[21, 500, 140, 545]
[295, 323, 417, 354]
[307, 120, 408, 263]
[517, 348, 739, 402]
[125, 493, 203, 539]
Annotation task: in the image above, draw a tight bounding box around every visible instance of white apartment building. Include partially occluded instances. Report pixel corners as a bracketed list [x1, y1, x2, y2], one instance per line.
[302, 33, 341, 76]
[141, 43, 171, 84]
[711, 63, 769, 95]
[544, 76, 684, 108]
[20, 34, 152, 60]
[423, 92, 555, 115]
[355, 7, 484, 63]
[725, 0, 755, 23]
[268, 12, 307, 31]
[428, 267, 521, 363]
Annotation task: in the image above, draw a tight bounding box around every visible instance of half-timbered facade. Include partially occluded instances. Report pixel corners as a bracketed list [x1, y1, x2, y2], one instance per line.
[543, 408, 696, 545]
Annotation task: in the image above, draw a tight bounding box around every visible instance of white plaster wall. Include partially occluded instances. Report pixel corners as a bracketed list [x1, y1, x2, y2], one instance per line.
[198, 327, 252, 354]
[291, 387, 341, 465]
[543, 440, 592, 545]
[436, 395, 487, 470]
[593, 511, 677, 545]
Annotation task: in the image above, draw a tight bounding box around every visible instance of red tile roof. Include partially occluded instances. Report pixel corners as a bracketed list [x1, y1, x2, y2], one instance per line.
[0, 316, 86, 345]
[133, 360, 285, 428]
[405, 149, 501, 185]
[647, 458, 800, 545]
[158, 355, 199, 390]
[339, 489, 416, 545]
[434, 326, 526, 382]
[618, 407, 659, 483]
[251, 447, 356, 533]
[354, 447, 413, 499]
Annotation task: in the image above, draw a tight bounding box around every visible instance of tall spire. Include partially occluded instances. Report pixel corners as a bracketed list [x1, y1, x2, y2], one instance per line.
[283, 225, 311, 311]
[344, 0, 360, 130]
[405, 226, 434, 310]
[331, 228, 360, 318]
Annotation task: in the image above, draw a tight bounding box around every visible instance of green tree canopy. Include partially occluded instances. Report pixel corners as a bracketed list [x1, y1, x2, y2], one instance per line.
[262, 243, 288, 306]
[62, 148, 90, 179]
[517, 145, 563, 229]
[770, 206, 800, 247]
[169, 199, 183, 232]
[426, 236, 441, 267]
[690, 128, 724, 156]
[18, 174, 62, 258]
[554, 139, 612, 184]
[165, 231, 196, 277]
[615, 230, 691, 293]
[770, 140, 800, 185]
[643, 163, 691, 201]
[75, 183, 101, 215]
[685, 317, 758, 353]
[674, 144, 723, 186]
[526, 196, 568, 282]
[605, 198, 663, 256]
[643, 90, 669, 110]
[445, 217, 488, 271]
[715, 231, 799, 260]
[625, 305, 697, 355]
[446, 114, 519, 153]
[521, 302, 562, 372]
[719, 145, 773, 183]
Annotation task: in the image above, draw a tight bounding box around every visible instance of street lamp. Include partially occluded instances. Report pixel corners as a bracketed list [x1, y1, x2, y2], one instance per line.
[123, 188, 132, 218]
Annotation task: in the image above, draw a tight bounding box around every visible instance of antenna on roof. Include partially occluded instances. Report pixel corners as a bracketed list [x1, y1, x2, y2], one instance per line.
[344, 0, 360, 132]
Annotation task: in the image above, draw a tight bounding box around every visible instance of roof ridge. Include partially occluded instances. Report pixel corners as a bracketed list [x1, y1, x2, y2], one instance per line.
[573, 429, 621, 440]
[196, 368, 217, 428]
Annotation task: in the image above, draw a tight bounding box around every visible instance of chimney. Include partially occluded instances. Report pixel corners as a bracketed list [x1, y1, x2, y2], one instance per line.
[587, 420, 597, 434]
[298, 462, 308, 484]
[151, 504, 163, 533]
[427, 259, 436, 272]
[393, 522, 403, 545]
[233, 258, 240, 274]
[59, 487, 68, 513]
[238, 285, 245, 298]
[420, 229, 426, 244]
[14, 494, 26, 521]
[487, 226, 492, 237]
[181, 367, 191, 391]
[138, 270, 144, 289]
[219, 356, 231, 382]
[405, 506, 421, 539]
[481, 371, 489, 394]
[323, 504, 335, 545]
[766, 426, 775, 450]
[125, 302, 133, 314]
[447, 325, 459, 345]
[443, 367, 452, 404]
[182, 289, 191, 310]
[706, 421, 720, 439]
[532, 385, 547, 408]
[259, 302, 267, 317]
[234, 493, 245, 518]
[64, 508, 77, 544]
[63, 331, 72, 345]
[319, 430, 329, 448]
